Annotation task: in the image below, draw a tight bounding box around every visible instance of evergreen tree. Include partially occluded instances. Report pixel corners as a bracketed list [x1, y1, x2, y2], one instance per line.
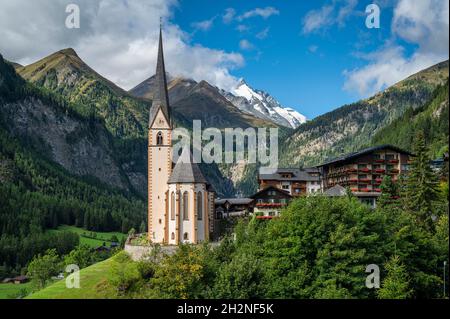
[405, 131, 440, 229]
[378, 255, 412, 299]
[378, 175, 400, 209]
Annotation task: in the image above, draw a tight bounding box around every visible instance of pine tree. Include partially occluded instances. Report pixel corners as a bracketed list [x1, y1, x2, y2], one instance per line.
[405, 131, 440, 229]
[378, 255, 412, 299]
[378, 175, 399, 209]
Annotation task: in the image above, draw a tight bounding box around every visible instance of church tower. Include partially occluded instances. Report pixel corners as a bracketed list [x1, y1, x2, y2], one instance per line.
[148, 27, 172, 243]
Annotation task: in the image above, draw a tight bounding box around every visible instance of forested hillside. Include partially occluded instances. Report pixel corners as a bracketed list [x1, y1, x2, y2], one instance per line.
[372, 81, 449, 158]
[0, 54, 146, 275]
[280, 60, 449, 167]
[15, 48, 274, 197]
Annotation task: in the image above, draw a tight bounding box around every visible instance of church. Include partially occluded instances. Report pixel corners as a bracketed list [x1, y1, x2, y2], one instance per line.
[147, 28, 215, 245]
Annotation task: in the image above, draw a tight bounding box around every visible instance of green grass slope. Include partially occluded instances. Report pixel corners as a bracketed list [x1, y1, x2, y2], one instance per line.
[27, 257, 116, 299]
[48, 225, 127, 248]
[0, 282, 32, 299]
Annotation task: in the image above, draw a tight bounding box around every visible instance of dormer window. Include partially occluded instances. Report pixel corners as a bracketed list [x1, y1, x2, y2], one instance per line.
[157, 131, 163, 145]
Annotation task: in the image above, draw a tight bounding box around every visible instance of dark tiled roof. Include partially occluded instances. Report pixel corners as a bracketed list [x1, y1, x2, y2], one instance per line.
[168, 151, 207, 184]
[250, 186, 293, 199]
[215, 198, 253, 205]
[317, 145, 413, 167]
[323, 184, 347, 197]
[149, 28, 171, 127]
[259, 167, 320, 181]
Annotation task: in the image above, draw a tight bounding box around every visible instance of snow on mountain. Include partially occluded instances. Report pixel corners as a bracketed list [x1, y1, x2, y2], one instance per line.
[220, 79, 307, 129]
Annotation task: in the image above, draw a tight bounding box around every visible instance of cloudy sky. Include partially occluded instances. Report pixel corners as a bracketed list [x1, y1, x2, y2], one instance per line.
[0, 0, 448, 118]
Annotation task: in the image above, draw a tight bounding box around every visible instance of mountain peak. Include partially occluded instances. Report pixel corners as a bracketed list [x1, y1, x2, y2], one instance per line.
[237, 78, 248, 87]
[224, 78, 307, 129]
[57, 48, 79, 58]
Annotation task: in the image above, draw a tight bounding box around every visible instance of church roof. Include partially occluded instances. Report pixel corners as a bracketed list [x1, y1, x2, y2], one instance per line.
[168, 151, 208, 184]
[149, 27, 171, 127]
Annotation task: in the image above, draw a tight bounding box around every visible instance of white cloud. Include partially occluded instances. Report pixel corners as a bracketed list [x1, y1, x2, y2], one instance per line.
[302, 0, 357, 34]
[256, 27, 270, 40]
[222, 8, 235, 24]
[0, 0, 243, 91]
[237, 7, 279, 21]
[239, 39, 254, 51]
[343, 0, 449, 97]
[236, 25, 249, 32]
[308, 45, 319, 53]
[191, 17, 215, 31]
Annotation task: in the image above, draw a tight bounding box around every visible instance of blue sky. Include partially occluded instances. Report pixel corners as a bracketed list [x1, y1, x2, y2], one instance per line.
[170, 0, 448, 118]
[0, 0, 448, 119]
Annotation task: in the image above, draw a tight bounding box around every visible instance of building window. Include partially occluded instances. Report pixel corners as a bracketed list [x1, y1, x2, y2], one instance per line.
[171, 232, 175, 240]
[183, 232, 189, 241]
[183, 191, 189, 220]
[282, 185, 289, 190]
[197, 192, 203, 221]
[171, 192, 175, 220]
[156, 131, 163, 145]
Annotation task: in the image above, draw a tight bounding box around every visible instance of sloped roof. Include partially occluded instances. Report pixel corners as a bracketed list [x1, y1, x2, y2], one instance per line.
[259, 167, 321, 181]
[168, 151, 207, 184]
[149, 28, 171, 127]
[317, 144, 413, 167]
[323, 184, 347, 197]
[250, 185, 293, 199]
[215, 198, 253, 205]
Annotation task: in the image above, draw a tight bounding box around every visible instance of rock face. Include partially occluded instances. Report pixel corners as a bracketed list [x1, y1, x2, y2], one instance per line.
[130, 75, 277, 129]
[0, 97, 127, 190]
[279, 60, 449, 168]
[220, 79, 307, 129]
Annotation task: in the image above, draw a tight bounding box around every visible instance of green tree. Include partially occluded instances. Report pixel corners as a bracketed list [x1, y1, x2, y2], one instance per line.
[108, 252, 140, 296]
[378, 255, 412, 299]
[406, 131, 440, 228]
[139, 221, 146, 234]
[378, 175, 400, 209]
[27, 249, 61, 289]
[64, 244, 95, 269]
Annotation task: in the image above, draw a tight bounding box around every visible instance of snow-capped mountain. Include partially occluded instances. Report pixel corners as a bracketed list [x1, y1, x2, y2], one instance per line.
[220, 79, 307, 129]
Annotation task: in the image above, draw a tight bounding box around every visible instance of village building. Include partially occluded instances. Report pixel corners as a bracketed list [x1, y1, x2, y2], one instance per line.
[214, 198, 254, 218]
[250, 186, 293, 218]
[258, 168, 322, 196]
[316, 145, 413, 208]
[147, 28, 215, 245]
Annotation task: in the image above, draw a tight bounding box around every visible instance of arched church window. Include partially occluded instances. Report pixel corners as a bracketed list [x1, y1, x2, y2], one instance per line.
[156, 131, 163, 145]
[171, 192, 175, 220]
[183, 232, 189, 241]
[183, 191, 189, 220]
[171, 232, 175, 240]
[197, 192, 203, 221]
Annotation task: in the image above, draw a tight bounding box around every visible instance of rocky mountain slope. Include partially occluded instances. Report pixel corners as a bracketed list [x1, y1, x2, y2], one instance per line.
[279, 60, 449, 168]
[372, 80, 449, 158]
[220, 79, 307, 129]
[14, 49, 279, 197]
[0, 54, 129, 191]
[130, 75, 277, 129]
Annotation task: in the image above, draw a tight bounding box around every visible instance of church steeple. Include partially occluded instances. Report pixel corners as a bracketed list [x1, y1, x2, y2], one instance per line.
[149, 25, 171, 127]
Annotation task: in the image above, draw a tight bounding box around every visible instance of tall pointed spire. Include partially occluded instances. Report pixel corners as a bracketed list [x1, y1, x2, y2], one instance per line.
[149, 23, 171, 127]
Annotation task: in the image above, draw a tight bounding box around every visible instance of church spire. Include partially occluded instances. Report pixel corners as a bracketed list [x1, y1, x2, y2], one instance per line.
[149, 23, 171, 127]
